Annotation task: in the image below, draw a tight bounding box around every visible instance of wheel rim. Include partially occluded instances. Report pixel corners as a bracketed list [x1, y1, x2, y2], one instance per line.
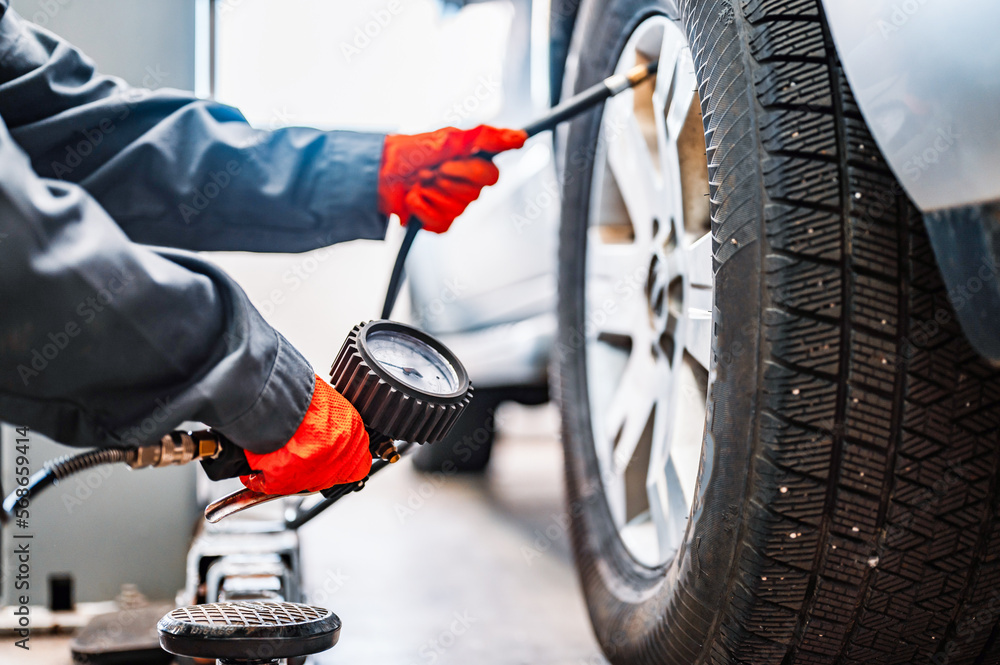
[584, 15, 713, 568]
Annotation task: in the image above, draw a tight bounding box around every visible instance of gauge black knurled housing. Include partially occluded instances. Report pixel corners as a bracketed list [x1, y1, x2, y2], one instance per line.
[330, 320, 473, 445]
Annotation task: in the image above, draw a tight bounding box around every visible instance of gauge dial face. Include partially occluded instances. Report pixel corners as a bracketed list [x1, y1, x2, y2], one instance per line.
[364, 329, 460, 396]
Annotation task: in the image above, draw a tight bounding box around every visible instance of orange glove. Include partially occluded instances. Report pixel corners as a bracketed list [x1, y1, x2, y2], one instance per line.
[240, 374, 372, 495]
[377, 125, 527, 233]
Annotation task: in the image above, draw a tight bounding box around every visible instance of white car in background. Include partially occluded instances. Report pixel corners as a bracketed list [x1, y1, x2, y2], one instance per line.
[402, 0, 559, 472]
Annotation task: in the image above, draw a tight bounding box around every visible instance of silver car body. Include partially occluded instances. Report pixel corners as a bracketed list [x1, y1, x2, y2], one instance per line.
[821, 0, 1000, 211]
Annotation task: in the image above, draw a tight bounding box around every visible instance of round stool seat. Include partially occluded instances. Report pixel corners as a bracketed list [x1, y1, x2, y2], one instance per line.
[157, 601, 340, 661]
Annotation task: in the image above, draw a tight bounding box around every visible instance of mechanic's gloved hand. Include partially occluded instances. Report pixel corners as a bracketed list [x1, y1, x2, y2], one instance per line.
[239, 374, 372, 495]
[378, 125, 527, 233]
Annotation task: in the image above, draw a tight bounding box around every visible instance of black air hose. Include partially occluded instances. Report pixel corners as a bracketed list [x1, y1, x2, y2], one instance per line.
[1, 447, 136, 524]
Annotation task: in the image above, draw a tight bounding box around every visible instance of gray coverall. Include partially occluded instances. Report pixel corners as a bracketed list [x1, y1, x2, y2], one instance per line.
[0, 3, 388, 454]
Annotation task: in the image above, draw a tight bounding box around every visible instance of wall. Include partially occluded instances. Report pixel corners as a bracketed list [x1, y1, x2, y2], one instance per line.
[10, 0, 198, 90]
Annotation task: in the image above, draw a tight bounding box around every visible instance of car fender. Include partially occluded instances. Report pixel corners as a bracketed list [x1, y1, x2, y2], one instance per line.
[821, 0, 1000, 212]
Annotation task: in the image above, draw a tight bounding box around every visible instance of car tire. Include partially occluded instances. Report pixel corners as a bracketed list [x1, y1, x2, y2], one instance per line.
[556, 1, 1000, 664]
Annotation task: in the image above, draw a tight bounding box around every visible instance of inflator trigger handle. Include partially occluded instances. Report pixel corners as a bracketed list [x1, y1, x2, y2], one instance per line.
[202, 432, 396, 523]
[203, 477, 369, 524]
[204, 487, 291, 523]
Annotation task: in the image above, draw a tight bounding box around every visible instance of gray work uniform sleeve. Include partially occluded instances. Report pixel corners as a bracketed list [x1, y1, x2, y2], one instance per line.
[0, 5, 389, 453]
[0, 6, 388, 253]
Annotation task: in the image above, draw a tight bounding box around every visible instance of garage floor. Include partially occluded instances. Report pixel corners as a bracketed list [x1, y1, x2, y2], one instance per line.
[2, 404, 608, 665]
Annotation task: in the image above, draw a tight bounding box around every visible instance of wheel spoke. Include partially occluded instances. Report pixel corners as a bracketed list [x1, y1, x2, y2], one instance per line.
[587, 290, 644, 340]
[664, 48, 698, 144]
[647, 393, 672, 498]
[589, 351, 629, 524]
[645, 357, 682, 560]
[671, 356, 709, 508]
[660, 458, 691, 553]
[653, 26, 687, 112]
[605, 101, 662, 241]
[683, 233, 715, 370]
[586, 232, 647, 339]
[685, 312, 713, 372]
[602, 352, 655, 469]
[587, 228, 647, 284]
[613, 395, 654, 479]
[684, 232, 714, 289]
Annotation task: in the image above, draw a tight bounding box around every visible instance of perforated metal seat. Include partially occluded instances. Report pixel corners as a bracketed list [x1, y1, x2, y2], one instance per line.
[157, 601, 340, 662]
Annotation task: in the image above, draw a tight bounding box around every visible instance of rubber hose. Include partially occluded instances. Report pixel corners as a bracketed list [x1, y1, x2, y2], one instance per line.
[1, 447, 136, 524]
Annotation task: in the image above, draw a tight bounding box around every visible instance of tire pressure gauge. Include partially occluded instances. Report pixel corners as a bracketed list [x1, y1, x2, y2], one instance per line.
[331, 320, 472, 446]
[203, 320, 473, 522]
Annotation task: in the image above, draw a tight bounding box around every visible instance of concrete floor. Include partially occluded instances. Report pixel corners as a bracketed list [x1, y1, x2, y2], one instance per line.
[1, 403, 608, 665]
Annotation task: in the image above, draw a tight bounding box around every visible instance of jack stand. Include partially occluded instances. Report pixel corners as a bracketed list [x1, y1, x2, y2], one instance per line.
[157, 600, 339, 665]
[179, 505, 302, 606]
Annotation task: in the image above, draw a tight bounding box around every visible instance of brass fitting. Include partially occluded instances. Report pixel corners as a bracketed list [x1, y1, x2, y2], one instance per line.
[129, 430, 223, 469]
[370, 438, 401, 464]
